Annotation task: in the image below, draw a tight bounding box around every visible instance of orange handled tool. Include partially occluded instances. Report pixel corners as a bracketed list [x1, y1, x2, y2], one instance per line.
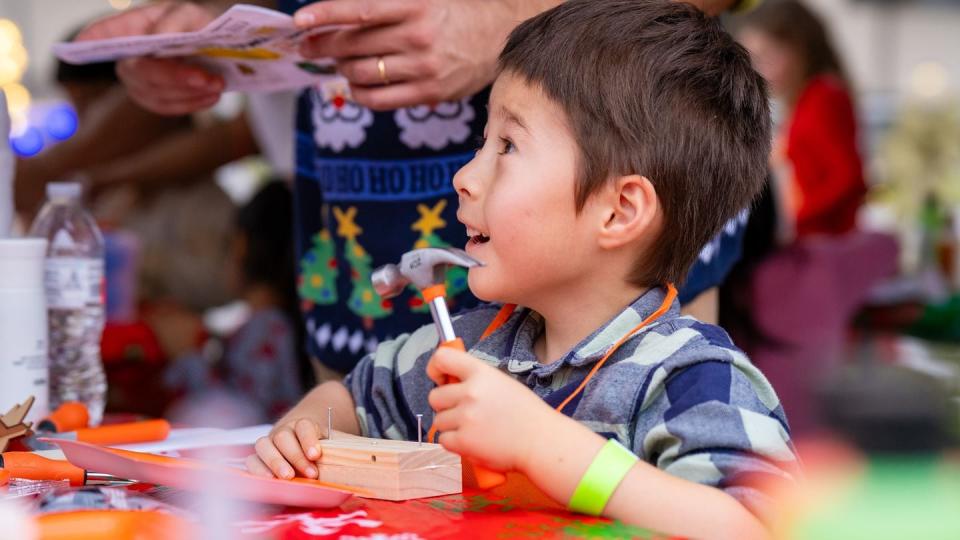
[73, 419, 171, 445]
[37, 402, 90, 433]
[425, 324, 506, 489]
[373, 250, 506, 490]
[27, 419, 171, 450]
[0, 452, 125, 486]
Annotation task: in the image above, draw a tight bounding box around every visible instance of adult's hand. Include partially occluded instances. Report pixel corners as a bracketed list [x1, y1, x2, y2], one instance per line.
[293, 0, 562, 111]
[75, 2, 226, 115]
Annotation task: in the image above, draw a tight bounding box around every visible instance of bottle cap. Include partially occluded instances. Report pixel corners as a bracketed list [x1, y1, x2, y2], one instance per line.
[46, 182, 82, 201]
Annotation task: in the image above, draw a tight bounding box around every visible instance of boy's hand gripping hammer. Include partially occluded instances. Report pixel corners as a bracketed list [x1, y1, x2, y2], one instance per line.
[372, 247, 507, 488]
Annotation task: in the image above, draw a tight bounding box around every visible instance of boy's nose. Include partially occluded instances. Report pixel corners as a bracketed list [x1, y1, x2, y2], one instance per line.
[452, 156, 481, 200]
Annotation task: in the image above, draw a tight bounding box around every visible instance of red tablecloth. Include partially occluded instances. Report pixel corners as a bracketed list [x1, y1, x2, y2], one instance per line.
[223, 473, 667, 539]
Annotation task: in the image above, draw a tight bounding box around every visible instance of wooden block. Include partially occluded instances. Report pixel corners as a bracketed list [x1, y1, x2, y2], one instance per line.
[316, 433, 461, 501]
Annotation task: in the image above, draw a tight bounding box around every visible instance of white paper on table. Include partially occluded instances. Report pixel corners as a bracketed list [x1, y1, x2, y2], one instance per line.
[114, 424, 272, 454]
[53, 4, 349, 93]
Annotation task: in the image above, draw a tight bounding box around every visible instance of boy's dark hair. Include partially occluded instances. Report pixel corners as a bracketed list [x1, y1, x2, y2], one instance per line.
[499, 0, 770, 286]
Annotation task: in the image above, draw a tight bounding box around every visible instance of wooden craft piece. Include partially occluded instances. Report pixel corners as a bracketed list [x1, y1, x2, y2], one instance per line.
[317, 433, 462, 501]
[0, 396, 35, 452]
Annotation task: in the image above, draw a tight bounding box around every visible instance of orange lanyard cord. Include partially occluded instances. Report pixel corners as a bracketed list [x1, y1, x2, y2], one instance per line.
[553, 283, 677, 414]
[479, 303, 518, 340]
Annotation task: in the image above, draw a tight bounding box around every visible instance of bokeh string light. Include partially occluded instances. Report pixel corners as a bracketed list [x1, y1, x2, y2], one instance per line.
[2, 17, 80, 157]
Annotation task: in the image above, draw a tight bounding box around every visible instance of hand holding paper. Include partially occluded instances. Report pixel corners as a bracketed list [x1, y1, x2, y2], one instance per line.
[72, 2, 223, 114]
[61, 3, 343, 114]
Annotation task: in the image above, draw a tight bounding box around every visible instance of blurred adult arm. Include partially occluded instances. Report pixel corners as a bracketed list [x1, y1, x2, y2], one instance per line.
[14, 86, 189, 215]
[85, 112, 258, 197]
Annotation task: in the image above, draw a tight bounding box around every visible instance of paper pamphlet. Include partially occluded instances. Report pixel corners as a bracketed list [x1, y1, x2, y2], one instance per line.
[54, 4, 347, 93]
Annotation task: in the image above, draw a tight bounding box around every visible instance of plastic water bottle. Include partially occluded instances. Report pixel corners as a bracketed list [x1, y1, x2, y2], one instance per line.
[30, 182, 107, 425]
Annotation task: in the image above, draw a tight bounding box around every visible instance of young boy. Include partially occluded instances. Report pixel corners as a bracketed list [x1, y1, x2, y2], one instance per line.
[248, 1, 796, 537]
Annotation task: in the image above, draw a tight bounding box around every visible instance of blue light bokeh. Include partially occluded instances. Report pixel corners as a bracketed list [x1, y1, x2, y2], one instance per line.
[45, 105, 78, 141]
[11, 126, 44, 157]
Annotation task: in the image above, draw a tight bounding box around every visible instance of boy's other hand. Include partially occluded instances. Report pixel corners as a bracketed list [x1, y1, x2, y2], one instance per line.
[75, 2, 225, 115]
[246, 417, 325, 480]
[427, 347, 557, 473]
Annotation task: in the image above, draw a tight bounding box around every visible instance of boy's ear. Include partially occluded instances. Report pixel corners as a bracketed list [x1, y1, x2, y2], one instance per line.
[596, 174, 660, 250]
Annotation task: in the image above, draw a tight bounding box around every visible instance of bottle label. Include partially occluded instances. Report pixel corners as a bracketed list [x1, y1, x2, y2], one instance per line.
[45, 257, 104, 310]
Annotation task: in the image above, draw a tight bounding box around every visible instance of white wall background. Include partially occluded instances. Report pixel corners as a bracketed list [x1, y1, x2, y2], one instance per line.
[1, 0, 133, 100]
[803, 0, 960, 97]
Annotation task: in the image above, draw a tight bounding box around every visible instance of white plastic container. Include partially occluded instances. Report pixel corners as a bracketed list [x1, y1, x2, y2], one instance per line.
[0, 89, 14, 237]
[0, 238, 49, 424]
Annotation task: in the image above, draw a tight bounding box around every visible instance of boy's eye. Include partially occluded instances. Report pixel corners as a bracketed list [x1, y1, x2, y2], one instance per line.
[498, 137, 515, 155]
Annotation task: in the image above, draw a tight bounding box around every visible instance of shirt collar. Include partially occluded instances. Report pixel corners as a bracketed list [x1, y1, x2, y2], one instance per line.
[498, 287, 680, 377]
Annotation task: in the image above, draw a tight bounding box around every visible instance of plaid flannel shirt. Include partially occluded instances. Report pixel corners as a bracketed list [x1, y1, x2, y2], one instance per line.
[345, 287, 798, 521]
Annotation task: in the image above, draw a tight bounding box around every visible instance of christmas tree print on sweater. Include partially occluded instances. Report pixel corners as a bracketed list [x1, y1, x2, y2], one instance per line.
[407, 200, 469, 313]
[334, 206, 393, 329]
[298, 228, 338, 310]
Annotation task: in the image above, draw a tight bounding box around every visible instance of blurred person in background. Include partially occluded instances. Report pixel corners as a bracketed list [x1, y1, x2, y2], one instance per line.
[739, 0, 866, 240]
[157, 181, 312, 424]
[721, 0, 899, 435]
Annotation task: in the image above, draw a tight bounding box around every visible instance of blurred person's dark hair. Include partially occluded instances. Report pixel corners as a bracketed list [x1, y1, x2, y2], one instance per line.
[741, 0, 849, 88]
[54, 26, 119, 114]
[55, 58, 117, 86]
[236, 181, 314, 390]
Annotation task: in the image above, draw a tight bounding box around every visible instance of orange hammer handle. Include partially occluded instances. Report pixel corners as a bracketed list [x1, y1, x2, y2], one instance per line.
[76, 419, 171, 445]
[439, 337, 466, 384]
[432, 338, 507, 490]
[0, 452, 86, 486]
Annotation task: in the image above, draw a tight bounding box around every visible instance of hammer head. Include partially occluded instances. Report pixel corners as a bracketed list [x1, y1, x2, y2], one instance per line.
[372, 247, 482, 299]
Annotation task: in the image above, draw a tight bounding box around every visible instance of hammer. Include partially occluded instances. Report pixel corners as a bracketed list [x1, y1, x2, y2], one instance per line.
[372, 247, 481, 353]
[372, 248, 506, 489]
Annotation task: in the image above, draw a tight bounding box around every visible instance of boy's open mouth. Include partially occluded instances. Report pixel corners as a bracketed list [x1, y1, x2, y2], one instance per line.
[467, 228, 491, 245]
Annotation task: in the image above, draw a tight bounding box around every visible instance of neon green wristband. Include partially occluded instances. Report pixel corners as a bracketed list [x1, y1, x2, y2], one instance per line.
[568, 439, 639, 516]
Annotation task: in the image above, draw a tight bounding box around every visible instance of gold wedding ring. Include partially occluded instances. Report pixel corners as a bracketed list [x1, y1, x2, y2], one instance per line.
[376, 56, 390, 85]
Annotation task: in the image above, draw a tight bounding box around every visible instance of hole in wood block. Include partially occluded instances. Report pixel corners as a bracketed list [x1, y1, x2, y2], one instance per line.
[371, 454, 377, 462]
